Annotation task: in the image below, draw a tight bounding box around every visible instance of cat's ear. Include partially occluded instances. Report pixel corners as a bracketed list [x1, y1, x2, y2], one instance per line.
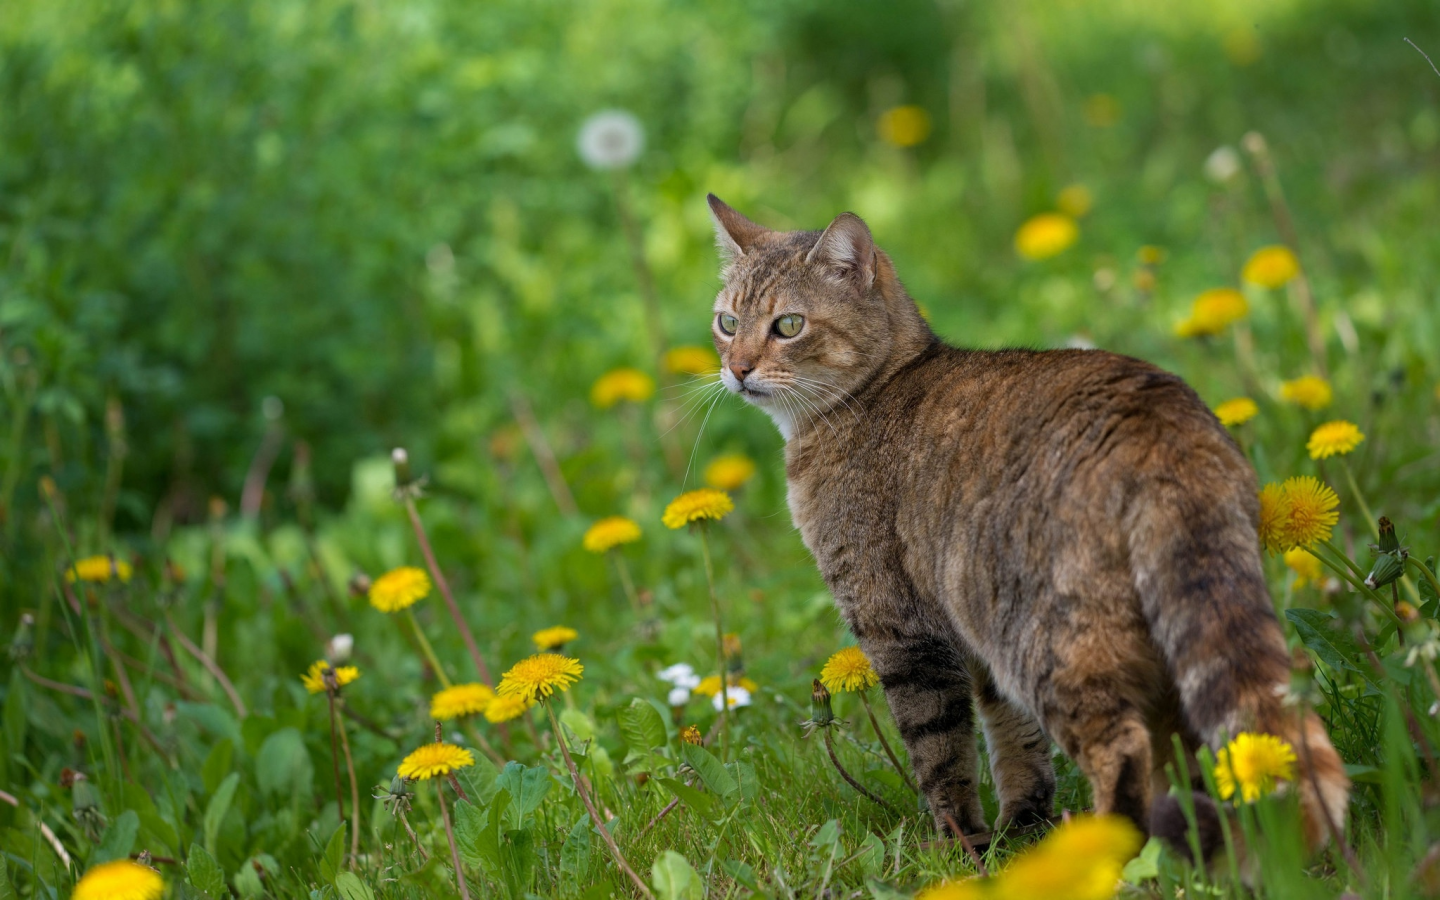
[707, 194, 767, 262]
[806, 212, 875, 290]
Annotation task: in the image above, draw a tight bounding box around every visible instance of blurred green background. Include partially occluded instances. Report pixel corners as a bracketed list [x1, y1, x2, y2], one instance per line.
[2, 0, 1437, 533]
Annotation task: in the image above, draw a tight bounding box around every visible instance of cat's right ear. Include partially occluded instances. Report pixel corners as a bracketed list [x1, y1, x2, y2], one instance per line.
[708, 194, 767, 263]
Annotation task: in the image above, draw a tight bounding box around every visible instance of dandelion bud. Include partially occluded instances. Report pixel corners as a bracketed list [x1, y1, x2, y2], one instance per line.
[680, 725, 702, 746]
[1396, 601, 1420, 623]
[8, 613, 34, 662]
[1365, 551, 1405, 589]
[391, 447, 412, 486]
[39, 475, 58, 501]
[1241, 131, 1268, 156]
[1377, 517, 1400, 554]
[71, 773, 101, 817]
[1204, 146, 1241, 183]
[348, 572, 372, 598]
[810, 679, 835, 727]
[327, 633, 355, 664]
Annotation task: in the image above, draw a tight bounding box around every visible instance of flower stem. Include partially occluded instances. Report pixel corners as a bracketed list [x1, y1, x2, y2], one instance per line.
[611, 550, 641, 614]
[1408, 557, 1440, 600]
[1312, 542, 1402, 626]
[697, 523, 729, 761]
[463, 721, 508, 768]
[821, 727, 900, 815]
[1338, 459, 1378, 541]
[405, 608, 453, 689]
[859, 692, 916, 792]
[403, 497, 494, 686]
[546, 703, 654, 900]
[435, 781, 473, 900]
[325, 689, 346, 829]
[336, 701, 361, 865]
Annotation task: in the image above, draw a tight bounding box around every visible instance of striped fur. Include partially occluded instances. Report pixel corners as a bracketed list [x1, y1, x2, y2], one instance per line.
[705, 195, 1349, 843]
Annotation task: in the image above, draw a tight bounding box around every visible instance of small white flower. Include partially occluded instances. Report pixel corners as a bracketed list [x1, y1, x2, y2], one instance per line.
[1204, 146, 1242, 184]
[658, 663, 696, 686]
[713, 686, 751, 711]
[577, 110, 644, 170]
[327, 633, 354, 664]
[667, 686, 691, 707]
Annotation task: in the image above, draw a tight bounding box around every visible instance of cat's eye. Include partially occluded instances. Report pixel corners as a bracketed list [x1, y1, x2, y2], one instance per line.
[717, 313, 738, 335]
[774, 314, 805, 338]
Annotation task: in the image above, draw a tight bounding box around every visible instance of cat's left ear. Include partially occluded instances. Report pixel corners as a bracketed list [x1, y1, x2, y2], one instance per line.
[806, 212, 875, 290]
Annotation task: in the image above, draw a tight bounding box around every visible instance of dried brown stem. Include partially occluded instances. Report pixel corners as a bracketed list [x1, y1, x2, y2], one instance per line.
[165, 613, 247, 718]
[403, 497, 493, 686]
[508, 392, 578, 517]
[436, 781, 473, 900]
[859, 692, 916, 792]
[821, 727, 899, 815]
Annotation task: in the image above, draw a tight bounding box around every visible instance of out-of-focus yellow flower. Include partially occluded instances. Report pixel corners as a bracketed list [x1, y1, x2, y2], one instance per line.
[704, 454, 757, 491]
[679, 724, 703, 746]
[533, 626, 579, 651]
[1174, 288, 1248, 338]
[398, 742, 475, 780]
[663, 488, 734, 529]
[916, 880, 988, 900]
[1214, 732, 1296, 802]
[369, 566, 431, 613]
[1083, 94, 1121, 127]
[430, 683, 495, 720]
[1056, 184, 1093, 218]
[999, 814, 1142, 900]
[1307, 420, 1364, 460]
[1259, 476, 1340, 554]
[820, 647, 879, 693]
[877, 105, 932, 148]
[1242, 245, 1300, 288]
[591, 368, 655, 408]
[1257, 483, 1289, 555]
[1284, 548, 1323, 589]
[497, 654, 584, 703]
[583, 516, 641, 553]
[1279, 375, 1333, 411]
[693, 674, 758, 697]
[1137, 245, 1166, 265]
[484, 693, 534, 723]
[301, 660, 360, 695]
[1213, 397, 1259, 427]
[664, 346, 719, 376]
[73, 860, 164, 900]
[1014, 213, 1079, 261]
[67, 556, 133, 584]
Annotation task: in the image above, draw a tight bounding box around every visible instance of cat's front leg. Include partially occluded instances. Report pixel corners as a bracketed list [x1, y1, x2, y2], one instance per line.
[846, 604, 986, 836]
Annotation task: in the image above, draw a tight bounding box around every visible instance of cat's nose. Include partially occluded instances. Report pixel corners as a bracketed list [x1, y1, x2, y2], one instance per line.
[728, 362, 754, 383]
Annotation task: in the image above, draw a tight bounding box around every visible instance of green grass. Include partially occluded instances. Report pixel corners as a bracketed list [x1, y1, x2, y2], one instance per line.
[3, 0, 1440, 896]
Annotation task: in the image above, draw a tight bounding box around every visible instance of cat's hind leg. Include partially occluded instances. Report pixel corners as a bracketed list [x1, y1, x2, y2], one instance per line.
[973, 665, 1055, 829]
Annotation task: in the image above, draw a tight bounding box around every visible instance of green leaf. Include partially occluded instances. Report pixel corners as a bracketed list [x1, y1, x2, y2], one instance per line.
[1286, 609, 1367, 676]
[618, 698, 667, 754]
[202, 739, 235, 796]
[559, 813, 591, 882]
[495, 762, 550, 829]
[452, 800, 488, 869]
[335, 871, 377, 900]
[0, 854, 15, 900]
[1122, 837, 1162, 883]
[186, 843, 227, 899]
[657, 778, 717, 822]
[809, 818, 841, 851]
[651, 850, 703, 900]
[856, 833, 885, 876]
[727, 760, 759, 801]
[92, 810, 139, 864]
[319, 823, 346, 883]
[256, 727, 312, 799]
[721, 860, 758, 891]
[680, 743, 738, 800]
[204, 772, 240, 857]
[559, 707, 597, 742]
[1420, 556, 1438, 616]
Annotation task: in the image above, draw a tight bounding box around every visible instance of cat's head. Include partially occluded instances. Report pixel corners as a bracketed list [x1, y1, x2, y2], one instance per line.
[706, 194, 927, 437]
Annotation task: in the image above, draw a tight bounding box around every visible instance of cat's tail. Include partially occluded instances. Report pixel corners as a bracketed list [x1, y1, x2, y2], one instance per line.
[1129, 481, 1349, 859]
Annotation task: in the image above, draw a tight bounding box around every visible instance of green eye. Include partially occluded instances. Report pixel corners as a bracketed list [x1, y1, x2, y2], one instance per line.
[775, 314, 804, 338]
[718, 313, 738, 335]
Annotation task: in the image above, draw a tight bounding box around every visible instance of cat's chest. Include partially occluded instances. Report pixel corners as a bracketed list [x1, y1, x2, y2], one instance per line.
[783, 446, 889, 562]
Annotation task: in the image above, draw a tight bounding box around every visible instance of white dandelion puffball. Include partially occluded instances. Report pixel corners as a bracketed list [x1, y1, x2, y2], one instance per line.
[658, 663, 698, 688]
[578, 110, 644, 170]
[713, 686, 751, 711]
[1204, 145, 1241, 184]
[327, 633, 354, 663]
[667, 686, 691, 707]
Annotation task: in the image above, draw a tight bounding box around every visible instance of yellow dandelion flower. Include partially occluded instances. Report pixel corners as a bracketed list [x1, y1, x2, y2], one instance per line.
[1056, 184, 1093, 218]
[820, 647, 879, 693]
[916, 881, 988, 900]
[679, 725, 703, 746]
[1214, 732, 1296, 802]
[369, 566, 431, 613]
[704, 454, 757, 491]
[1284, 548, 1323, 590]
[484, 692, 534, 723]
[1174, 288, 1248, 338]
[590, 368, 655, 409]
[1000, 814, 1141, 900]
[693, 674, 758, 697]
[1213, 397, 1259, 427]
[300, 660, 360, 695]
[1307, 420, 1364, 460]
[430, 683, 495, 720]
[497, 653, 584, 703]
[397, 742, 475, 781]
[1138, 245, 1167, 265]
[1257, 482, 1291, 555]
[664, 345, 719, 376]
[662, 488, 734, 529]
[73, 860, 164, 900]
[1014, 213, 1079, 261]
[533, 625, 579, 651]
[583, 516, 641, 553]
[67, 556, 133, 584]
[1278, 476, 1340, 550]
[1279, 375, 1333, 411]
[877, 105, 931, 148]
[1242, 245, 1300, 288]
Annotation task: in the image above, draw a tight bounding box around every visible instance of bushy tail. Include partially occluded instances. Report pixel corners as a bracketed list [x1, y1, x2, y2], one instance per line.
[1129, 485, 1350, 858]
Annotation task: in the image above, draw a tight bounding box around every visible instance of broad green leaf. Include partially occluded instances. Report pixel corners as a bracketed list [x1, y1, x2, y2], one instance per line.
[680, 743, 738, 800]
[856, 833, 885, 876]
[559, 707, 597, 742]
[1285, 609, 1366, 675]
[452, 800, 488, 869]
[721, 859, 758, 891]
[202, 739, 235, 796]
[319, 823, 346, 883]
[92, 810, 139, 864]
[1121, 837, 1162, 883]
[335, 871, 377, 900]
[495, 762, 550, 828]
[559, 813, 591, 882]
[809, 819, 841, 850]
[618, 698, 667, 754]
[186, 843, 227, 899]
[256, 727, 312, 799]
[204, 772, 240, 857]
[727, 760, 759, 801]
[657, 778, 717, 822]
[651, 850, 703, 900]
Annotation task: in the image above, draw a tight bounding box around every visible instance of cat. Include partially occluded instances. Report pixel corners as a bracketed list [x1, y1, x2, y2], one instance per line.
[704, 194, 1349, 853]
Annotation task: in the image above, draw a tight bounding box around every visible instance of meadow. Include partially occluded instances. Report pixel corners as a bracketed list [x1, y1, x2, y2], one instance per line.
[2, 0, 1440, 897]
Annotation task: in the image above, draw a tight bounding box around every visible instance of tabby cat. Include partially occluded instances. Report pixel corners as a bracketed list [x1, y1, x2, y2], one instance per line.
[704, 194, 1349, 853]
